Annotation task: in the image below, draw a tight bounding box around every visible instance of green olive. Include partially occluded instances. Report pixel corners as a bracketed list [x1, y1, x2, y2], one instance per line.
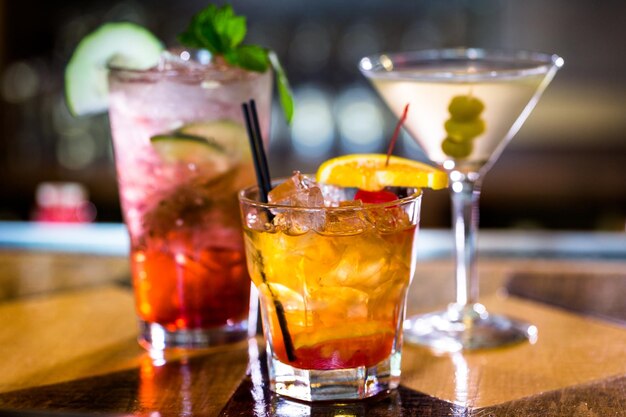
[448, 95, 485, 122]
[442, 136, 473, 158]
[444, 118, 485, 141]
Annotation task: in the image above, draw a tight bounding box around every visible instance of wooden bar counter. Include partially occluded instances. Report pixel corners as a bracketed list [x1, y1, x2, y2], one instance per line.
[0, 224, 624, 416]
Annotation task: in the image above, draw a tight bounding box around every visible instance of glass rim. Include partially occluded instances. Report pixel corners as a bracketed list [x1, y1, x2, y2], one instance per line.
[359, 47, 564, 81]
[238, 177, 423, 212]
[107, 48, 269, 82]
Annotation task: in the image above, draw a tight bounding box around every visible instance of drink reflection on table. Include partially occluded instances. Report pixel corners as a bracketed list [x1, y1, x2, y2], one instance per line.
[139, 355, 194, 415]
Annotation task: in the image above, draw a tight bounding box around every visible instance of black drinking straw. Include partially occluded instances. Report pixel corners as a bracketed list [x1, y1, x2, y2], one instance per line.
[242, 102, 271, 202]
[242, 99, 296, 362]
[249, 100, 271, 195]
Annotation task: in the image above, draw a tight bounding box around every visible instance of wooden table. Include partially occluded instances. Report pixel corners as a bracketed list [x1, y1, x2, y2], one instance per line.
[0, 227, 625, 416]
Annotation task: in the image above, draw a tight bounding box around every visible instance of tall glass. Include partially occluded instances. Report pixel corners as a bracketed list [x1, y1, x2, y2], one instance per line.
[359, 49, 563, 351]
[107, 49, 272, 350]
[239, 181, 422, 401]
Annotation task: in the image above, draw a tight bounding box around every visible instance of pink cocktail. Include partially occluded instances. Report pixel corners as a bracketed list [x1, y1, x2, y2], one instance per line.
[108, 50, 272, 349]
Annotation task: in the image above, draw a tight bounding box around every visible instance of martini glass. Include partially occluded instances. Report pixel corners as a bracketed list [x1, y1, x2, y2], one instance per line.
[359, 48, 563, 351]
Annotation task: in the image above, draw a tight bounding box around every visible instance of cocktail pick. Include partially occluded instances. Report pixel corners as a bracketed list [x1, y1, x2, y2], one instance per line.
[385, 103, 410, 167]
[242, 99, 296, 362]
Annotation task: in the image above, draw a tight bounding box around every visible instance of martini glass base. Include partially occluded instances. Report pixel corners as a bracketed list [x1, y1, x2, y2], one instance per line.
[403, 303, 536, 352]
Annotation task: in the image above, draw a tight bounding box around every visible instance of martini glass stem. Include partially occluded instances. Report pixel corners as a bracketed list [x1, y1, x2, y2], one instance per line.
[402, 169, 532, 349]
[450, 173, 481, 308]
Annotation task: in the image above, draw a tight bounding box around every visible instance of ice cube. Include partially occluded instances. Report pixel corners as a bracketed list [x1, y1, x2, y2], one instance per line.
[303, 187, 326, 231]
[262, 282, 307, 327]
[266, 282, 304, 311]
[268, 172, 325, 233]
[268, 171, 322, 207]
[318, 183, 348, 207]
[321, 245, 387, 289]
[363, 206, 411, 233]
[318, 206, 366, 236]
[243, 207, 272, 232]
[272, 212, 310, 236]
[307, 286, 369, 326]
[369, 277, 409, 321]
[268, 171, 303, 205]
[303, 186, 324, 208]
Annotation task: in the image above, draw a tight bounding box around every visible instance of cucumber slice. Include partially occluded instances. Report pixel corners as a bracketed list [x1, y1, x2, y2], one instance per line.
[65, 22, 163, 116]
[150, 133, 230, 166]
[176, 120, 250, 159]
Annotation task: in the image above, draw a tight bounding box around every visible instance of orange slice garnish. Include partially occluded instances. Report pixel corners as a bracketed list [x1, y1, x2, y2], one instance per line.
[316, 154, 448, 191]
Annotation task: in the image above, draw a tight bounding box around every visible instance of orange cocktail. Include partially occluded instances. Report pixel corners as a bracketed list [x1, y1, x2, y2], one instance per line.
[246, 223, 416, 370]
[239, 174, 422, 401]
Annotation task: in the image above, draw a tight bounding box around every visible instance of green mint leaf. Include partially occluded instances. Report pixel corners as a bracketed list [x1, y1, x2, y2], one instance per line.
[181, 4, 245, 54]
[233, 45, 270, 72]
[213, 5, 246, 49]
[195, 22, 224, 54]
[269, 52, 294, 124]
[210, 5, 234, 50]
[179, 4, 295, 124]
[177, 29, 203, 49]
[225, 16, 246, 48]
[179, 4, 229, 54]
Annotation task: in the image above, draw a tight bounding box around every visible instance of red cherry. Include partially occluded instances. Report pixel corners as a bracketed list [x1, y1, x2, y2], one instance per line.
[354, 189, 398, 204]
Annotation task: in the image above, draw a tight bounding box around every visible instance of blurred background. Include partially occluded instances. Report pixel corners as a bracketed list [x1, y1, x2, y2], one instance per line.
[0, 0, 625, 230]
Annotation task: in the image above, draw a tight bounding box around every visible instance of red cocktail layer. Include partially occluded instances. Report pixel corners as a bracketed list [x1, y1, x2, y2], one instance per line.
[131, 240, 250, 330]
[272, 332, 394, 370]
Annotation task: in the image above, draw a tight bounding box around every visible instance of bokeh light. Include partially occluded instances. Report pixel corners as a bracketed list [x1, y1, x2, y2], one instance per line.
[291, 84, 335, 159]
[334, 84, 385, 154]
